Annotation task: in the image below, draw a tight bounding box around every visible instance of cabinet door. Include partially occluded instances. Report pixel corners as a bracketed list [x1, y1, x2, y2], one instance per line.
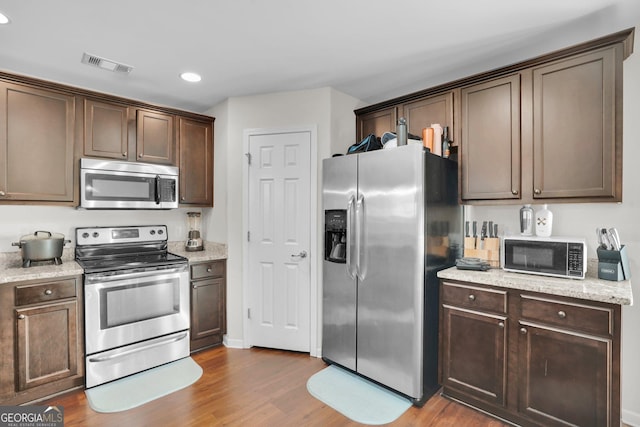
[441, 306, 508, 407]
[518, 323, 610, 427]
[190, 277, 225, 350]
[460, 75, 521, 201]
[179, 117, 213, 206]
[402, 92, 453, 143]
[83, 98, 129, 160]
[16, 301, 79, 391]
[136, 109, 176, 165]
[356, 107, 397, 141]
[0, 82, 75, 202]
[532, 48, 619, 200]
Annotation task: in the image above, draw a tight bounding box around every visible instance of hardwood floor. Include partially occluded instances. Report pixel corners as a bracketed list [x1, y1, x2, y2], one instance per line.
[42, 346, 510, 426]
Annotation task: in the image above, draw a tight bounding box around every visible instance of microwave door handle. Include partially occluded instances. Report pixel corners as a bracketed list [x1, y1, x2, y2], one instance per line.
[155, 176, 161, 204]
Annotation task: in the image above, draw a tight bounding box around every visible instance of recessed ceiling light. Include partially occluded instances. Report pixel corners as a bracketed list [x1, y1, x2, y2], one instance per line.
[0, 12, 10, 24]
[180, 72, 202, 83]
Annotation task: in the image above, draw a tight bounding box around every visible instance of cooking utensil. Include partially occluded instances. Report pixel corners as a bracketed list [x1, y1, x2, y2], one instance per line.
[12, 231, 71, 267]
[601, 228, 612, 250]
[596, 227, 606, 249]
[608, 228, 621, 251]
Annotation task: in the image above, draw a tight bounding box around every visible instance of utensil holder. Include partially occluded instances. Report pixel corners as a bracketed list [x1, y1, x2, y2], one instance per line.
[597, 245, 631, 281]
[464, 237, 500, 268]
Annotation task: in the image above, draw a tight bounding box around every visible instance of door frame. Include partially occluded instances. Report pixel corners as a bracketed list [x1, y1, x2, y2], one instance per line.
[242, 125, 318, 356]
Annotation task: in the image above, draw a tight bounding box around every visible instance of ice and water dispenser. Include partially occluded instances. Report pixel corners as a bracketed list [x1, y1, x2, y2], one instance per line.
[325, 210, 347, 263]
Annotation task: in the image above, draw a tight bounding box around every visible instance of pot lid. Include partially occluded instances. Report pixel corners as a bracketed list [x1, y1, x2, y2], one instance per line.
[19, 231, 65, 241]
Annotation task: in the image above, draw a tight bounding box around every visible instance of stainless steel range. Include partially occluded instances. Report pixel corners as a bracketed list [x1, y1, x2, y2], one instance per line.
[75, 225, 190, 388]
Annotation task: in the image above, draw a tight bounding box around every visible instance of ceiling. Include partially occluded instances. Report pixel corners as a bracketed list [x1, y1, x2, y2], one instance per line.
[1, 0, 639, 114]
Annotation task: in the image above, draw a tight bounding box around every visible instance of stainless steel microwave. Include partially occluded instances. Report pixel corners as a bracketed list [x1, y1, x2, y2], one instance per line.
[502, 236, 587, 279]
[80, 158, 178, 209]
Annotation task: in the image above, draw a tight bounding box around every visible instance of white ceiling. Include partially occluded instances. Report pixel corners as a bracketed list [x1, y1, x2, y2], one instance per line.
[1, 0, 639, 114]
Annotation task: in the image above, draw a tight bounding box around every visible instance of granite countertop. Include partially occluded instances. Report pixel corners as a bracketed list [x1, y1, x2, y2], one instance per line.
[168, 241, 227, 263]
[1, 241, 228, 284]
[0, 248, 83, 284]
[437, 263, 633, 306]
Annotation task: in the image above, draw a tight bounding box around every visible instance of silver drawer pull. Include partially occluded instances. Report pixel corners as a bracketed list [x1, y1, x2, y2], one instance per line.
[468, 294, 475, 301]
[18, 314, 25, 320]
[558, 310, 567, 319]
[520, 327, 527, 335]
[0, 190, 5, 196]
[498, 322, 505, 328]
[207, 268, 212, 273]
[44, 289, 53, 295]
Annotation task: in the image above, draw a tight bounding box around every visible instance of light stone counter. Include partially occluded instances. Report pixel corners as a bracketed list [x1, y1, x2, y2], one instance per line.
[0, 248, 83, 284]
[437, 263, 633, 306]
[168, 241, 227, 263]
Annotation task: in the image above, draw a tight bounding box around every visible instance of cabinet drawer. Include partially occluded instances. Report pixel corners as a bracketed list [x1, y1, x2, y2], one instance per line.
[520, 294, 613, 336]
[191, 261, 225, 280]
[441, 282, 507, 314]
[15, 279, 77, 306]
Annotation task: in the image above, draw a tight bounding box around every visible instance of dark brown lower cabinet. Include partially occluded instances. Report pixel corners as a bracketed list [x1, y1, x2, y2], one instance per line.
[190, 260, 226, 352]
[0, 276, 84, 405]
[439, 280, 621, 427]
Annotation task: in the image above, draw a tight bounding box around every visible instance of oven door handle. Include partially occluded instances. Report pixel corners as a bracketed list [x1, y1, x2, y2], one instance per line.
[87, 332, 188, 363]
[85, 265, 188, 284]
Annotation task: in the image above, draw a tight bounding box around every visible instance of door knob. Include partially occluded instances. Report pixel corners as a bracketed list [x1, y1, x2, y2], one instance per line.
[291, 251, 307, 259]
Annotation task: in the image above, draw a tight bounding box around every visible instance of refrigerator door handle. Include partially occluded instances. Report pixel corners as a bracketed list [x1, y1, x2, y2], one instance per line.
[346, 196, 357, 279]
[356, 195, 366, 281]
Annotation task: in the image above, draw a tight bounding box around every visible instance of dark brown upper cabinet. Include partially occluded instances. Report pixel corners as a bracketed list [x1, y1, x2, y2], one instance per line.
[83, 98, 129, 160]
[136, 109, 176, 165]
[356, 106, 397, 142]
[0, 81, 75, 204]
[403, 92, 454, 144]
[179, 117, 214, 206]
[531, 48, 619, 200]
[460, 75, 521, 201]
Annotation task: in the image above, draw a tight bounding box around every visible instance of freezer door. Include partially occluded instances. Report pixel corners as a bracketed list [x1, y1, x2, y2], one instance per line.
[322, 154, 358, 370]
[356, 143, 425, 399]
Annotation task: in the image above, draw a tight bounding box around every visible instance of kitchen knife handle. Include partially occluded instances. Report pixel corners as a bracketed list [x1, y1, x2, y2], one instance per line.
[465, 221, 470, 237]
[472, 221, 477, 237]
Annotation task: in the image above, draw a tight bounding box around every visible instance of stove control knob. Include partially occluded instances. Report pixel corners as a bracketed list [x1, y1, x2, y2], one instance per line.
[158, 229, 164, 235]
[92, 232, 99, 238]
[82, 232, 89, 239]
[150, 230, 156, 235]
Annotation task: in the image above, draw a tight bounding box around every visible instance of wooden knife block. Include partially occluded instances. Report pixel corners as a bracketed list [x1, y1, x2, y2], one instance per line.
[464, 237, 500, 268]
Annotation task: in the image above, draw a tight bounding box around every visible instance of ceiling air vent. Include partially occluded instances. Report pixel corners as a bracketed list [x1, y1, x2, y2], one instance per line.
[81, 53, 133, 74]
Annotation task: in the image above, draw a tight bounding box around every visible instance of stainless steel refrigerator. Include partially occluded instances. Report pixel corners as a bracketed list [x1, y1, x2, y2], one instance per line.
[322, 143, 460, 405]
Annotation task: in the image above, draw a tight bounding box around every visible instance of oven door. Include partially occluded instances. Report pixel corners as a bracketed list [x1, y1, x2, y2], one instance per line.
[84, 264, 189, 355]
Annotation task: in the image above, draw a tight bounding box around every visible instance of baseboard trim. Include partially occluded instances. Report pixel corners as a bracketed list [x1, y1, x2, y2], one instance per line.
[222, 336, 244, 349]
[622, 409, 640, 426]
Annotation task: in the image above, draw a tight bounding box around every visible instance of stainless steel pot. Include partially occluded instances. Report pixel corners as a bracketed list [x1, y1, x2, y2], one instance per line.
[12, 231, 71, 267]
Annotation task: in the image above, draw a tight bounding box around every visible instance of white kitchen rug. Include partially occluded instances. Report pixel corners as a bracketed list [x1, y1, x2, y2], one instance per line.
[306, 365, 412, 425]
[85, 357, 203, 413]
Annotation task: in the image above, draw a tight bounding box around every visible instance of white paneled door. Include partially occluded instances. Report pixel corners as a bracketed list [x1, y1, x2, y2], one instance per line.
[247, 130, 311, 352]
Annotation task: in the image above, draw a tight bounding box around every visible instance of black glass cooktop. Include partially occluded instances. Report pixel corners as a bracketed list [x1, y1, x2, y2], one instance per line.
[76, 252, 187, 274]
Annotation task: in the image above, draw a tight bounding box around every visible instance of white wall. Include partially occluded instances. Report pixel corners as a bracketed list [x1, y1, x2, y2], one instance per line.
[466, 28, 640, 425]
[206, 87, 363, 348]
[0, 206, 196, 251]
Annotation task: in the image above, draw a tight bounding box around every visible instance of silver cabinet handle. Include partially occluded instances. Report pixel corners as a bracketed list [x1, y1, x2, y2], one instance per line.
[558, 310, 567, 319]
[138, 153, 143, 158]
[207, 268, 212, 273]
[122, 152, 127, 157]
[498, 322, 505, 328]
[291, 251, 307, 259]
[44, 289, 53, 295]
[511, 190, 518, 195]
[534, 188, 542, 195]
[468, 294, 476, 301]
[18, 314, 25, 320]
[0, 190, 5, 196]
[520, 327, 527, 335]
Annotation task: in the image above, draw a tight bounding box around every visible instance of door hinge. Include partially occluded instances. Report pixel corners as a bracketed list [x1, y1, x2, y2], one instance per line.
[247, 308, 251, 319]
[245, 152, 251, 165]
